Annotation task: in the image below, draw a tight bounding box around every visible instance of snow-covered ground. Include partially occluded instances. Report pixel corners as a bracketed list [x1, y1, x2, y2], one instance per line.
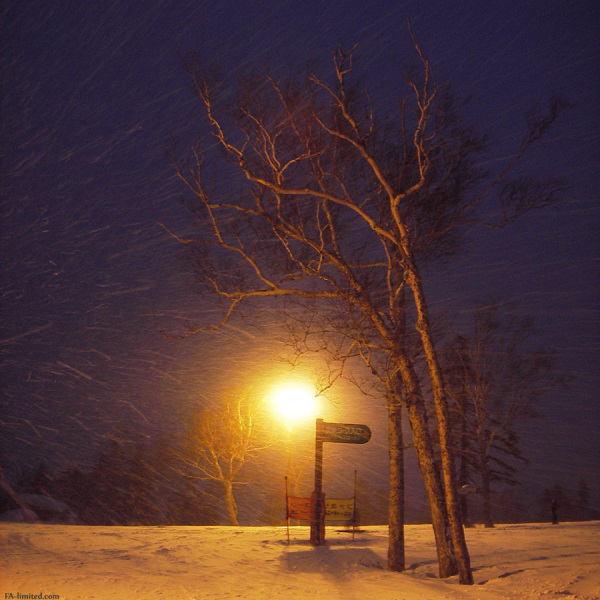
[1, 521, 599, 600]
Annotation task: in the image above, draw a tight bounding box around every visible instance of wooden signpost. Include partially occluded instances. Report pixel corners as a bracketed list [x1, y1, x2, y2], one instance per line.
[310, 419, 371, 546]
[285, 472, 359, 544]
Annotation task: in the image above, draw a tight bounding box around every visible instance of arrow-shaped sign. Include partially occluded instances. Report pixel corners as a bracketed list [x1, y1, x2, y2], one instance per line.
[319, 421, 371, 444]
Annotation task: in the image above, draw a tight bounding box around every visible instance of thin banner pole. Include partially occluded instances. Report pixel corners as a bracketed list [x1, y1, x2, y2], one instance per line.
[353, 469, 357, 541]
[285, 476, 290, 545]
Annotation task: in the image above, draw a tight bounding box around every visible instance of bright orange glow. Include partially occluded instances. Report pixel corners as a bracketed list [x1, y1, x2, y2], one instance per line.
[270, 383, 317, 425]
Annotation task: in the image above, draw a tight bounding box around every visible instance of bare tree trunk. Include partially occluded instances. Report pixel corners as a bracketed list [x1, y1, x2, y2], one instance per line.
[406, 264, 473, 584]
[223, 481, 239, 526]
[405, 398, 458, 578]
[387, 401, 405, 571]
[391, 347, 457, 578]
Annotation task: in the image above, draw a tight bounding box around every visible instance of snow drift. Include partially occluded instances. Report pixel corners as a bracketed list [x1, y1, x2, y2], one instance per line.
[1, 521, 599, 599]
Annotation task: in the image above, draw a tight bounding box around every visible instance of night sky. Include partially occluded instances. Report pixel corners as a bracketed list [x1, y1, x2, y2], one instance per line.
[2, 1, 599, 513]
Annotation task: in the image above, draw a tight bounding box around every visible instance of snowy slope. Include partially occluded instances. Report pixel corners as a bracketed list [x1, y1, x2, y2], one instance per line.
[1, 522, 599, 600]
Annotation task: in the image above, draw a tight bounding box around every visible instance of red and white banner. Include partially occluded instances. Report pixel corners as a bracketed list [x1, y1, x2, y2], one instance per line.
[287, 496, 311, 520]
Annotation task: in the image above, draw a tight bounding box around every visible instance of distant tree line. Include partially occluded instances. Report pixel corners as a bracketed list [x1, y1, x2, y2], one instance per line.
[4, 434, 596, 526]
[439, 299, 568, 528]
[5, 436, 219, 526]
[537, 480, 598, 524]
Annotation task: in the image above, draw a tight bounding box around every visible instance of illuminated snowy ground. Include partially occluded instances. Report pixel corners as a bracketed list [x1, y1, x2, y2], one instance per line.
[1, 522, 599, 599]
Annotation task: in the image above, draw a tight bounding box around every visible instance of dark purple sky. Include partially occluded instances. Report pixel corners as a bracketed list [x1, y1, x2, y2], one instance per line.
[1, 1, 599, 510]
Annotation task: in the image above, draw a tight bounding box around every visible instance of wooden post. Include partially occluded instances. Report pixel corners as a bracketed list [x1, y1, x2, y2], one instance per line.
[310, 419, 326, 545]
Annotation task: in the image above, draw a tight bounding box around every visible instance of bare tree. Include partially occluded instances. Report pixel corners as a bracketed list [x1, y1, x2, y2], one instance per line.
[177, 391, 269, 526]
[164, 32, 566, 583]
[443, 300, 568, 527]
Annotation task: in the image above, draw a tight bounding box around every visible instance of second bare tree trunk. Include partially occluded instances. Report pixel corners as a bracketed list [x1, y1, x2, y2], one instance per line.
[223, 481, 239, 526]
[408, 264, 474, 584]
[387, 402, 405, 571]
[392, 361, 458, 578]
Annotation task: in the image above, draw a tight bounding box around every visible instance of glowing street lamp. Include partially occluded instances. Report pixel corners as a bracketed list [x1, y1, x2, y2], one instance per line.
[270, 383, 317, 428]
